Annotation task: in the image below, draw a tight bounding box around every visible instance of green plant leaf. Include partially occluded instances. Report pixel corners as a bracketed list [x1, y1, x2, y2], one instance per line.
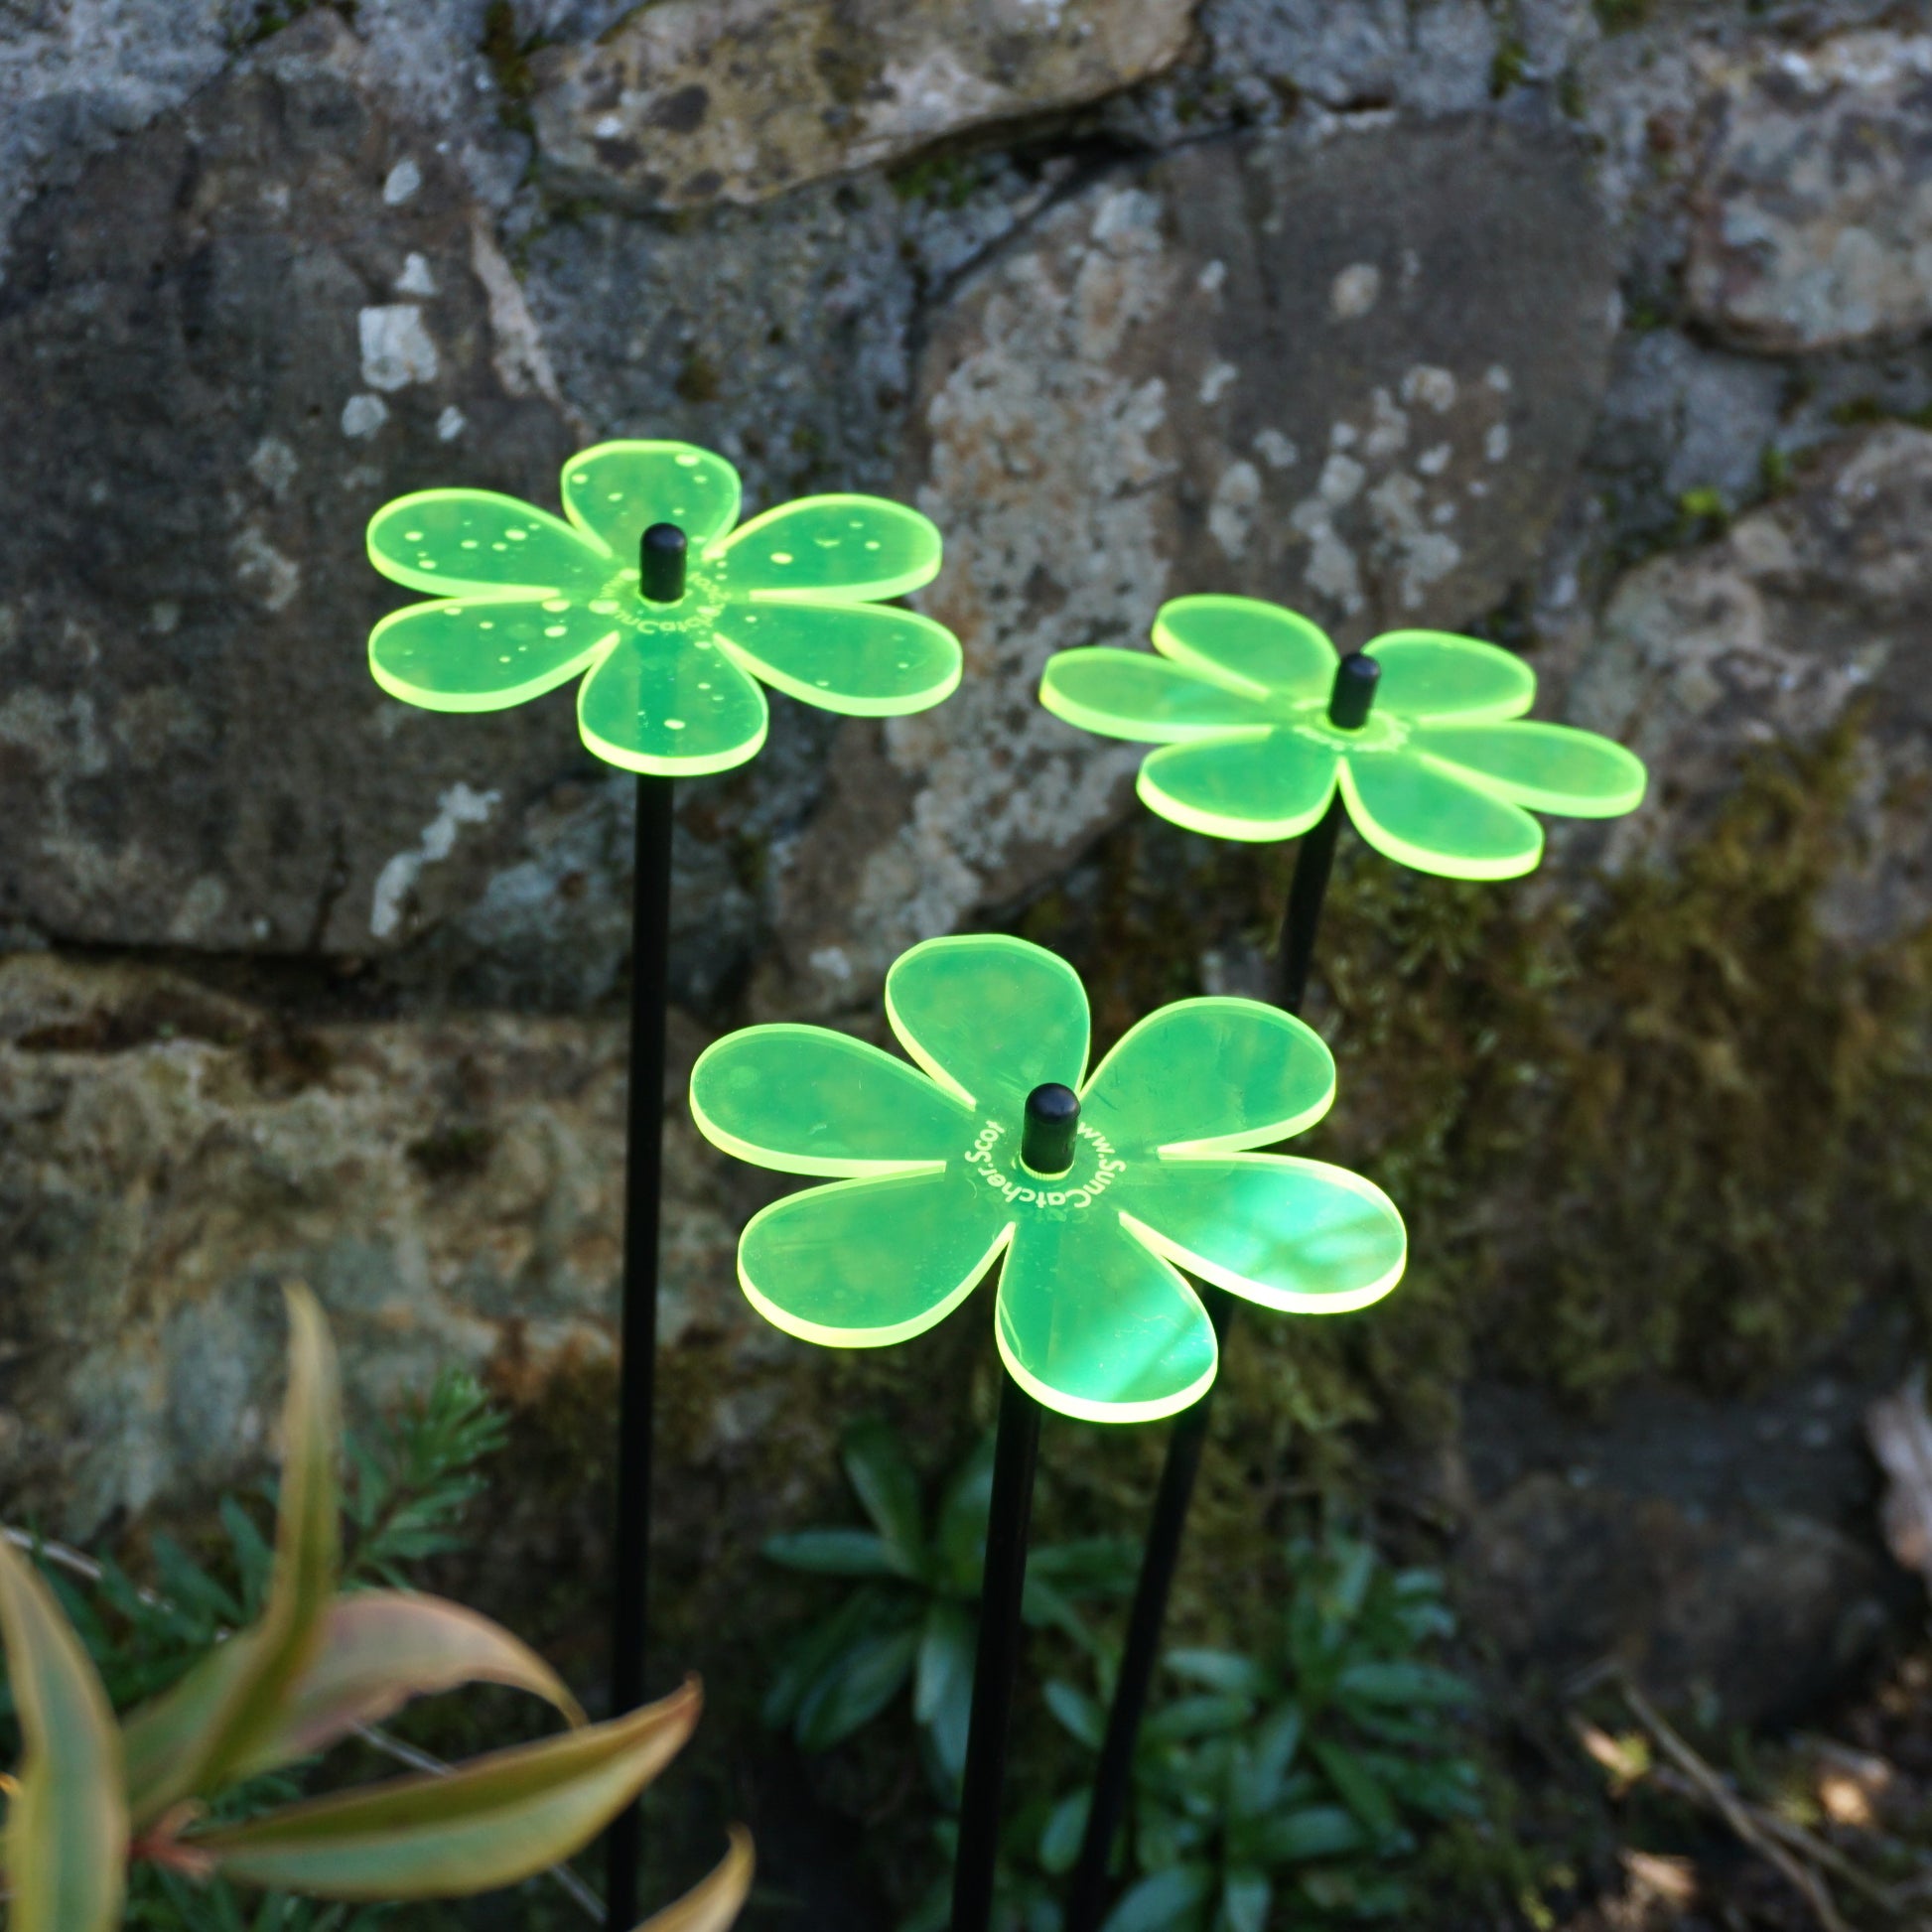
[932, 1438, 994, 1592]
[1246, 1804, 1367, 1863]
[1043, 1678, 1105, 1752]
[1163, 1649, 1266, 1698]
[0, 1539, 126, 1932]
[760, 1529, 901, 1577]
[1334, 1659, 1473, 1708]
[185, 1677, 700, 1899]
[1020, 1573, 1095, 1645]
[1099, 1863, 1212, 1932]
[1037, 1787, 1091, 1876]
[234, 1590, 584, 1775]
[1219, 1868, 1270, 1932]
[1232, 1704, 1303, 1816]
[126, 1287, 343, 1826]
[840, 1420, 928, 1578]
[761, 1589, 891, 1730]
[793, 1626, 920, 1753]
[1141, 1695, 1253, 1745]
[629, 1824, 754, 1932]
[1028, 1536, 1140, 1593]
[1310, 1736, 1401, 1844]
[913, 1600, 974, 1777]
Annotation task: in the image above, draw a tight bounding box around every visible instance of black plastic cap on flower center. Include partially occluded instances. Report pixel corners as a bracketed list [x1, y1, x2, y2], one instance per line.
[1022, 1083, 1080, 1177]
[640, 522, 687, 604]
[1327, 650, 1380, 731]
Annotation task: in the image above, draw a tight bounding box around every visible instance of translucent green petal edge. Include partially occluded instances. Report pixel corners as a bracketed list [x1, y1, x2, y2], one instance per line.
[1365, 631, 1536, 724]
[366, 488, 608, 597]
[1338, 758, 1543, 882]
[995, 1238, 1219, 1426]
[689, 1028, 954, 1179]
[1416, 737, 1648, 819]
[367, 601, 615, 715]
[1120, 1160, 1408, 1314]
[883, 935, 1091, 1108]
[722, 494, 942, 602]
[1079, 998, 1337, 1156]
[1136, 738, 1336, 844]
[574, 658, 770, 778]
[740, 1191, 1011, 1348]
[1152, 595, 1337, 699]
[1037, 650, 1256, 747]
[716, 611, 964, 719]
[562, 439, 744, 549]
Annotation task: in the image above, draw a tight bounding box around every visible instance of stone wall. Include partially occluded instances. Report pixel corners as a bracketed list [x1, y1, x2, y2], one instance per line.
[4, 0, 1932, 1912]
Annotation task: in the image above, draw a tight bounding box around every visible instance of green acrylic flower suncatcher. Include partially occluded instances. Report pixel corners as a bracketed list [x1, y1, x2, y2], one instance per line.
[1039, 595, 1646, 881]
[365, 440, 960, 775]
[690, 934, 1406, 1426]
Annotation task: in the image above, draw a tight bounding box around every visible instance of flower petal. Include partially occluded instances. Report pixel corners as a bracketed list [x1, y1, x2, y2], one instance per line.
[739, 1171, 1008, 1347]
[1138, 731, 1338, 841]
[369, 598, 616, 713]
[1409, 721, 1647, 818]
[716, 601, 961, 717]
[576, 634, 767, 776]
[1340, 752, 1542, 880]
[885, 936, 1088, 1113]
[560, 442, 743, 558]
[1039, 649, 1274, 745]
[717, 496, 940, 603]
[1082, 999, 1334, 1158]
[368, 490, 611, 599]
[1366, 631, 1535, 724]
[996, 1215, 1217, 1424]
[1153, 596, 1336, 701]
[1120, 1157, 1406, 1314]
[691, 1026, 972, 1177]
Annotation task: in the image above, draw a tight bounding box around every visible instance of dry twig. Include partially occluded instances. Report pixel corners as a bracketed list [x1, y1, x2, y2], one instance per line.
[1614, 1675, 1855, 1932]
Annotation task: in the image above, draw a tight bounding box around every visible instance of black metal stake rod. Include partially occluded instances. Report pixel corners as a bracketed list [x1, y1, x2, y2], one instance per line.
[1063, 651, 1380, 1932]
[950, 1085, 1074, 1932]
[607, 523, 686, 1928]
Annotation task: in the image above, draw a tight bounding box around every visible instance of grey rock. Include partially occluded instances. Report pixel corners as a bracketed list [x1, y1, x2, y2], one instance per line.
[0, 14, 588, 956]
[390, 697, 839, 1013]
[526, 0, 1194, 210]
[0, 0, 238, 276]
[1453, 1361, 1907, 1724]
[1201, 0, 1499, 116]
[0, 949, 768, 1536]
[347, 0, 533, 210]
[1570, 426, 1932, 952]
[1688, 31, 1932, 351]
[1589, 329, 1788, 544]
[1458, 1480, 1890, 1724]
[768, 115, 1620, 1013]
[523, 173, 917, 507]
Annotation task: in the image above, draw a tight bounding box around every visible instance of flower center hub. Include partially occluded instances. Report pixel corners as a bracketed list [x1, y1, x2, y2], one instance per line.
[639, 521, 687, 603]
[963, 1111, 1129, 1217]
[1276, 700, 1410, 755]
